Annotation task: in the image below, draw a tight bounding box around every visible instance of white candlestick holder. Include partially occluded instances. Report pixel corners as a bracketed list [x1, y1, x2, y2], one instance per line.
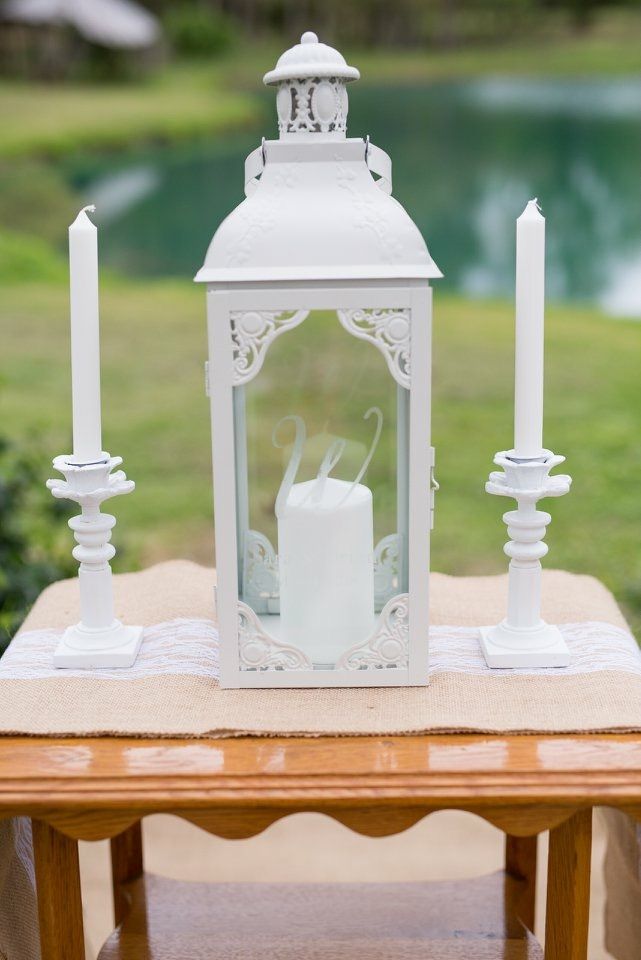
[47, 454, 143, 668]
[479, 449, 572, 669]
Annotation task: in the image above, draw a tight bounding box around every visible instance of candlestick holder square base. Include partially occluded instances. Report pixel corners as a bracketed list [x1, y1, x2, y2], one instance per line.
[53, 622, 143, 669]
[479, 622, 570, 669]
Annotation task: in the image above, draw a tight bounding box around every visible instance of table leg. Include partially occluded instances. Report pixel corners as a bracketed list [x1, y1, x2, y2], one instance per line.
[111, 821, 144, 926]
[32, 819, 85, 960]
[545, 809, 592, 960]
[505, 834, 537, 932]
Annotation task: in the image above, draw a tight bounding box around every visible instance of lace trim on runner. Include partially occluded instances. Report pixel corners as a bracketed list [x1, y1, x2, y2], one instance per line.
[1, 620, 639, 681]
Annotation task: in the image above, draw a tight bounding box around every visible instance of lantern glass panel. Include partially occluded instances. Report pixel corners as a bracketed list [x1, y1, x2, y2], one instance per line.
[234, 309, 409, 667]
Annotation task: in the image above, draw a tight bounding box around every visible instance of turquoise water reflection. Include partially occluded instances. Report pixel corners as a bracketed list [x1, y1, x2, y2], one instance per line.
[71, 78, 641, 316]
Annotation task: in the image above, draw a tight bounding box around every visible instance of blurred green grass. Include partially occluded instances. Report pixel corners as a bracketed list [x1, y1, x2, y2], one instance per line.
[0, 62, 259, 161]
[2, 276, 639, 633]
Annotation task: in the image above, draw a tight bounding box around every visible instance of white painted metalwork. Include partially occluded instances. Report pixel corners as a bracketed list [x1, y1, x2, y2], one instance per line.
[480, 449, 572, 668]
[46, 454, 143, 668]
[196, 32, 438, 687]
[231, 309, 309, 385]
[276, 77, 349, 137]
[263, 31, 357, 139]
[204, 287, 433, 687]
[337, 308, 411, 388]
[238, 602, 312, 671]
[336, 593, 409, 670]
[242, 530, 279, 615]
[263, 31, 360, 86]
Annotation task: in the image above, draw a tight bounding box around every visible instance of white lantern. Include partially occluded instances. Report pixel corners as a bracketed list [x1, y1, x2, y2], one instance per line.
[196, 32, 441, 688]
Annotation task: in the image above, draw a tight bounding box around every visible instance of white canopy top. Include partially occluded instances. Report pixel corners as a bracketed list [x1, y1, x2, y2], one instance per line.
[263, 30, 360, 85]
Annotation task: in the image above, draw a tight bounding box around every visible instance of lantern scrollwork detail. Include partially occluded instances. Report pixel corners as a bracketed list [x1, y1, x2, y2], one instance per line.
[242, 530, 279, 614]
[277, 77, 349, 136]
[373, 533, 400, 610]
[336, 593, 409, 670]
[337, 309, 411, 388]
[231, 310, 309, 385]
[238, 602, 313, 671]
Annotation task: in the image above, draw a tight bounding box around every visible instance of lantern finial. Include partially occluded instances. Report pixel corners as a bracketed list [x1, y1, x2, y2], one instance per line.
[263, 31, 359, 140]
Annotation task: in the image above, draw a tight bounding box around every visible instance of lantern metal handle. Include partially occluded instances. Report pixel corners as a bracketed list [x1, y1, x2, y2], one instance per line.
[243, 137, 392, 197]
[430, 445, 438, 530]
[244, 138, 267, 196]
[364, 136, 393, 195]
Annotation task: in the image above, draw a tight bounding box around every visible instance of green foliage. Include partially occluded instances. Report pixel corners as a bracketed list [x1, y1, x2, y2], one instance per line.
[0, 160, 76, 244]
[0, 230, 66, 284]
[165, 5, 238, 58]
[0, 439, 75, 650]
[0, 160, 73, 284]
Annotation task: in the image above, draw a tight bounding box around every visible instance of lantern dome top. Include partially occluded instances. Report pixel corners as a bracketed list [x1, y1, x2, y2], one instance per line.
[195, 139, 442, 284]
[195, 29, 441, 285]
[263, 31, 360, 85]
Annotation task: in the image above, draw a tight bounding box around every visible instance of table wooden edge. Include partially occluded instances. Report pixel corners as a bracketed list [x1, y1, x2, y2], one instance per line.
[0, 733, 640, 839]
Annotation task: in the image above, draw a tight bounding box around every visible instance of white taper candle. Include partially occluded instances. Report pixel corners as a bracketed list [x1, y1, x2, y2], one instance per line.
[514, 199, 545, 460]
[69, 205, 103, 463]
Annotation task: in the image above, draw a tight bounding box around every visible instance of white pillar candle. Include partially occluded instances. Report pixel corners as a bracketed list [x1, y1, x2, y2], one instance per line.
[69, 205, 103, 463]
[278, 478, 375, 664]
[514, 199, 545, 460]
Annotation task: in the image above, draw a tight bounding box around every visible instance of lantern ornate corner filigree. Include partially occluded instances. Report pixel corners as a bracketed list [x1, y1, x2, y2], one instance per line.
[231, 309, 309, 385]
[337, 308, 411, 388]
[238, 601, 313, 671]
[336, 593, 409, 671]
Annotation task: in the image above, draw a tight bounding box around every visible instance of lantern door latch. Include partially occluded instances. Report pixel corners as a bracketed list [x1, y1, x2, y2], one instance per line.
[430, 446, 439, 530]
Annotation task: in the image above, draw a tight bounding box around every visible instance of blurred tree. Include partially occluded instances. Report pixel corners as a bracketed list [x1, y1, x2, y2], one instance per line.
[0, 439, 75, 652]
[165, 2, 238, 57]
[142, 0, 637, 48]
[540, 0, 634, 31]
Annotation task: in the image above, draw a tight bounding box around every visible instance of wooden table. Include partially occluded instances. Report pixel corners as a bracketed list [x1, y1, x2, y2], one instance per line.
[2, 733, 641, 960]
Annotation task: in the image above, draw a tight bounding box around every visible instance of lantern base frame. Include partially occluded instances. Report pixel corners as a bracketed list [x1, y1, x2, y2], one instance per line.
[479, 622, 570, 669]
[54, 623, 143, 669]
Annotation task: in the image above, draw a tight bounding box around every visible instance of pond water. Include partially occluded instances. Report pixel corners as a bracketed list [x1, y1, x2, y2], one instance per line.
[69, 78, 641, 317]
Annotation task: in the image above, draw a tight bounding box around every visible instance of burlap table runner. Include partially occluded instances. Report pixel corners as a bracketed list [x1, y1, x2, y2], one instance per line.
[1, 560, 639, 737]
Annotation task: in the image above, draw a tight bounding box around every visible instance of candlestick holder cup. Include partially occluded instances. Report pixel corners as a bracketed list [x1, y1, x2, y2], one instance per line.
[479, 450, 572, 669]
[47, 454, 143, 668]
